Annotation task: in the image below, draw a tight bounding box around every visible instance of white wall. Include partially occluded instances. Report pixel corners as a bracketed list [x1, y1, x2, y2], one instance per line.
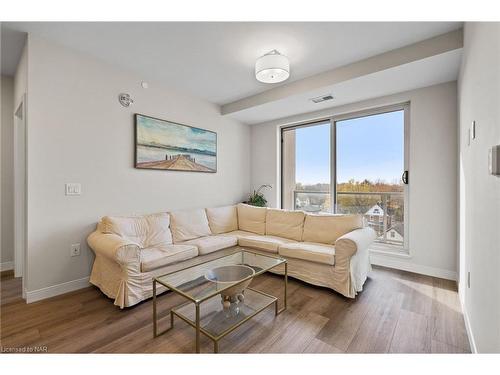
[251, 81, 458, 279]
[458, 23, 500, 353]
[24, 36, 250, 293]
[1, 75, 14, 267]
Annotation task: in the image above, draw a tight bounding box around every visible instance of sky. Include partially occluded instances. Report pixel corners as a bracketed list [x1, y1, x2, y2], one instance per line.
[295, 110, 404, 185]
[137, 114, 216, 152]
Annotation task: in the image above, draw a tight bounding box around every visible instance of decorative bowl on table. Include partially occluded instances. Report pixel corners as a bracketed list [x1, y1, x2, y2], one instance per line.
[204, 265, 255, 317]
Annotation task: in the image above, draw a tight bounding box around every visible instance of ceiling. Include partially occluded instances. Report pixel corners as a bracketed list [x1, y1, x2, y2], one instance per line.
[2, 22, 462, 108]
[228, 49, 462, 124]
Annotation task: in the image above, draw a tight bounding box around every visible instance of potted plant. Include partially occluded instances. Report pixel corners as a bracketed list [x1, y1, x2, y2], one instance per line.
[247, 184, 272, 207]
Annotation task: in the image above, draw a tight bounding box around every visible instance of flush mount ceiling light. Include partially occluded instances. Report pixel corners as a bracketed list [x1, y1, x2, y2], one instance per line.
[255, 50, 290, 84]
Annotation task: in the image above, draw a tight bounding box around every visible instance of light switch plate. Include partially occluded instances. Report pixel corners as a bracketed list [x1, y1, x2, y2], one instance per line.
[65, 183, 81, 196]
[471, 121, 476, 140]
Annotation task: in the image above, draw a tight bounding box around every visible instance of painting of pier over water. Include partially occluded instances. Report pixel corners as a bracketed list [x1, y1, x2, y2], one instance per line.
[135, 114, 217, 172]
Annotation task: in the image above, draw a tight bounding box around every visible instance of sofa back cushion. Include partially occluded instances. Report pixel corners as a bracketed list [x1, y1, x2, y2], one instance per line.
[302, 214, 363, 244]
[265, 209, 305, 241]
[237, 203, 267, 235]
[205, 205, 238, 234]
[101, 213, 172, 248]
[169, 208, 212, 242]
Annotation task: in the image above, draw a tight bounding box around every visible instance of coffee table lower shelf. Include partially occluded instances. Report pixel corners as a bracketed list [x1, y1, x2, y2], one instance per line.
[171, 287, 277, 353]
[152, 250, 288, 353]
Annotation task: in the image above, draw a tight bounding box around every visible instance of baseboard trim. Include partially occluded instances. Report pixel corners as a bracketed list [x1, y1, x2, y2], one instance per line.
[370, 255, 457, 281]
[0, 261, 14, 272]
[26, 277, 90, 303]
[459, 290, 478, 353]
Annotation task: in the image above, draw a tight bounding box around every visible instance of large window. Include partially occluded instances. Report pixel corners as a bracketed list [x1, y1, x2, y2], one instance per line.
[281, 104, 409, 252]
[282, 121, 331, 213]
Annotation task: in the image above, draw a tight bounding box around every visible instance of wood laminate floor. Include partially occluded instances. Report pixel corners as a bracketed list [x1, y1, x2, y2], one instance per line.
[0, 266, 470, 353]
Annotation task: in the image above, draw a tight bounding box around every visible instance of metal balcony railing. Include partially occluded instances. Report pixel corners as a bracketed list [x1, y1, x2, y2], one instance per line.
[293, 190, 404, 246]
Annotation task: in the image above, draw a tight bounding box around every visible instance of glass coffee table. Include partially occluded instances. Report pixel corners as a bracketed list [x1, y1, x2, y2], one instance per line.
[152, 249, 287, 353]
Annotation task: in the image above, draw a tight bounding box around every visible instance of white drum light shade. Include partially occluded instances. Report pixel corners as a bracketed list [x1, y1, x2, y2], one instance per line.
[255, 50, 290, 83]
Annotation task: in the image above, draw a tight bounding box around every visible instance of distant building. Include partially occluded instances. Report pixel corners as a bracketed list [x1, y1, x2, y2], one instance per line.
[364, 204, 392, 235]
[365, 204, 384, 221]
[295, 192, 328, 212]
[295, 195, 311, 209]
[381, 223, 404, 243]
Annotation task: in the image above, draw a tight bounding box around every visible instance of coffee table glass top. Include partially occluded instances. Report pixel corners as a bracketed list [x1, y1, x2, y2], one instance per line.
[155, 250, 285, 303]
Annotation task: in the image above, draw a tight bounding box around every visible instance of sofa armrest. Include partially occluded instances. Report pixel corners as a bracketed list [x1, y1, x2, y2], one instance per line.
[335, 227, 376, 260]
[87, 230, 141, 266]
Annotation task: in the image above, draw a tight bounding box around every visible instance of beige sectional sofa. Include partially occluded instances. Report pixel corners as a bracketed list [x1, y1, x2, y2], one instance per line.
[87, 203, 376, 308]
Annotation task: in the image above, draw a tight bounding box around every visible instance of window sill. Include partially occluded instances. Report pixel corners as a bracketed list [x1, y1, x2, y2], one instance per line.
[369, 243, 411, 259]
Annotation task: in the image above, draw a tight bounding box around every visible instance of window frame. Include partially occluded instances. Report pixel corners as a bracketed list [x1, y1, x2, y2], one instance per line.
[280, 102, 410, 252]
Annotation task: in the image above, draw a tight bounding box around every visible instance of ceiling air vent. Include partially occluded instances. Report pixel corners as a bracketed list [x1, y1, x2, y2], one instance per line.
[310, 94, 334, 104]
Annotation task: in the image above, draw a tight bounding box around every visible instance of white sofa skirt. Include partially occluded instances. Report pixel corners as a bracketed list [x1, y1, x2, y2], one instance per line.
[89, 243, 371, 309]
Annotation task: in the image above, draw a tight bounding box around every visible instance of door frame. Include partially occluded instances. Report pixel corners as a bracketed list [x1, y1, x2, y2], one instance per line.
[13, 94, 27, 295]
[332, 103, 410, 251]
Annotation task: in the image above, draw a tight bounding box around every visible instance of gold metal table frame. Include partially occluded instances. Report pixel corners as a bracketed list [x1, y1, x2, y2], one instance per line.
[152, 250, 288, 353]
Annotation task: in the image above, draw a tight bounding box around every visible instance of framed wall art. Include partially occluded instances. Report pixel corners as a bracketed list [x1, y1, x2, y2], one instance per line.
[135, 114, 217, 173]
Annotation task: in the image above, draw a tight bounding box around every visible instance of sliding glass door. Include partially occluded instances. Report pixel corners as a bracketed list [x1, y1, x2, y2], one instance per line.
[281, 104, 409, 251]
[335, 107, 408, 249]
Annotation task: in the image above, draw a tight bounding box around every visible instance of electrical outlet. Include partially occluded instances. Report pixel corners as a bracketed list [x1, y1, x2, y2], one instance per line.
[70, 243, 81, 257]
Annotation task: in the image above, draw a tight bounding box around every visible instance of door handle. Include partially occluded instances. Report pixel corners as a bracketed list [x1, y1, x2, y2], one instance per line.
[402, 170, 409, 184]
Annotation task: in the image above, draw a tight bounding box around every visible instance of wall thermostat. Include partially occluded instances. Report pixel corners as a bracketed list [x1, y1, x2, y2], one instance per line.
[489, 145, 500, 176]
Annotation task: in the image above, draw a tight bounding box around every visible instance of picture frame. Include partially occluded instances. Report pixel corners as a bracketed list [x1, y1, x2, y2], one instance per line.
[134, 113, 217, 173]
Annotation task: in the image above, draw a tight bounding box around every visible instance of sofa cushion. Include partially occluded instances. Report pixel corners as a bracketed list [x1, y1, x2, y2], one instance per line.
[181, 235, 238, 255]
[205, 205, 238, 234]
[238, 234, 296, 253]
[101, 213, 172, 248]
[169, 209, 212, 243]
[302, 214, 363, 245]
[278, 242, 335, 265]
[237, 203, 267, 235]
[140, 244, 198, 272]
[266, 209, 305, 241]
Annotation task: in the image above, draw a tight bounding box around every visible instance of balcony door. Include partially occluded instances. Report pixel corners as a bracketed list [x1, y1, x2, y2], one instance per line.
[281, 104, 409, 251]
